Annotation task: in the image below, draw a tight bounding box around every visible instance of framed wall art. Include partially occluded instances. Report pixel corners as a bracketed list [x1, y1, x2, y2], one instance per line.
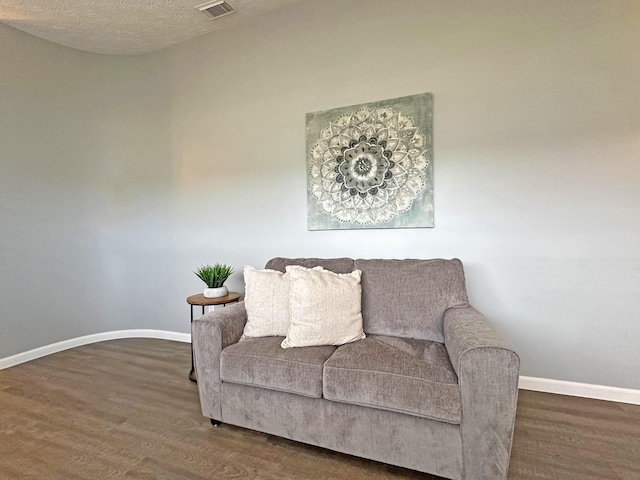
[306, 92, 433, 230]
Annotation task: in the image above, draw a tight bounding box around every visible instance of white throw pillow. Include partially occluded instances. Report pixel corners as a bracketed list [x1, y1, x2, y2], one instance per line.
[281, 265, 366, 348]
[241, 265, 291, 340]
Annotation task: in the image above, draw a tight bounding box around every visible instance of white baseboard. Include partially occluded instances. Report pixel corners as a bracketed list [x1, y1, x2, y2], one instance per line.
[519, 375, 640, 405]
[0, 330, 190, 370]
[2, 333, 638, 406]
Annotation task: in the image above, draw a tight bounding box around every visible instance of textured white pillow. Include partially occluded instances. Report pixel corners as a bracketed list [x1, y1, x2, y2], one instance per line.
[281, 266, 366, 348]
[241, 265, 291, 340]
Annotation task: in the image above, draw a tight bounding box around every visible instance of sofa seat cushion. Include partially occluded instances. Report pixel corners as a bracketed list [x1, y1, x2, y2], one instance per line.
[220, 337, 337, 398]
[323, 335, 461, 423]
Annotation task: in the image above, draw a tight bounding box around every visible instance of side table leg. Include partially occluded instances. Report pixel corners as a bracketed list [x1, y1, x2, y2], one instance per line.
[189, 305, 197, 382]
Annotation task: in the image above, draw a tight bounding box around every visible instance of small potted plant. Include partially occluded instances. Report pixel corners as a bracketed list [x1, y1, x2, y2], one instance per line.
[195, 263, 234, 298]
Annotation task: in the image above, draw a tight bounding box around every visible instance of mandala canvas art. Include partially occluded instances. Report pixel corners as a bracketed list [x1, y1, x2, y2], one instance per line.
[306, 92, 433, 230]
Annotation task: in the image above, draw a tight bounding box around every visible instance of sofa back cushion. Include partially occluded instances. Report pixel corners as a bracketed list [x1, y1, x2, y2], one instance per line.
[265, 257, 355, 274]
[355, 259, 469, 343]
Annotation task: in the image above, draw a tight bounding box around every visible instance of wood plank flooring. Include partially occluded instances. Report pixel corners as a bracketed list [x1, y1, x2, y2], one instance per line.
[0, 339, 638, 479]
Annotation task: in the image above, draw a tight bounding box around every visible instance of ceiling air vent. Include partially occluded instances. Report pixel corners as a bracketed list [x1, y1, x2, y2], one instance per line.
[196, 1, 235, 20]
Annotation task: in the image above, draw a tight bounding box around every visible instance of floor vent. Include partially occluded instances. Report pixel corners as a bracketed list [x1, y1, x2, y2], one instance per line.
[196, 1, 235, 20]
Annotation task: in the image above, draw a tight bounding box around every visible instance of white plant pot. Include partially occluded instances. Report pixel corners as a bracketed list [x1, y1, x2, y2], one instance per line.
[203, 286, 228, 298]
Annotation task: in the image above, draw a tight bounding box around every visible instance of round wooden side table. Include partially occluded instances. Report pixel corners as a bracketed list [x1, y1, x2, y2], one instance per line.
[187, 292, 241, 382]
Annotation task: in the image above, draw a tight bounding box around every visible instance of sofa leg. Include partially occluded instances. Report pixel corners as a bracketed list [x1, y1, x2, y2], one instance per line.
[211, 419, 222, 427]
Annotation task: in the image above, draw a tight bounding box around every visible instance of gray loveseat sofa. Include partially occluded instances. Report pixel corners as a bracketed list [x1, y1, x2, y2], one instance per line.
[192, 258, 520, 480]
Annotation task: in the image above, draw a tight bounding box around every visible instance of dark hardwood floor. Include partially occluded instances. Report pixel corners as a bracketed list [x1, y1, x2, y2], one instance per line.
[0, 339, 638, 479]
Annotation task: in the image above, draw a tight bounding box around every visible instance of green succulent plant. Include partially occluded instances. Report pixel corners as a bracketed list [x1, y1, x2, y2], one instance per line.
[194, 263, 234, 288]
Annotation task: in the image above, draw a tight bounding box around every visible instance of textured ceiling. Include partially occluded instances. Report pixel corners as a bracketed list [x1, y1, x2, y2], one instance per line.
[0, 0, 301, 55]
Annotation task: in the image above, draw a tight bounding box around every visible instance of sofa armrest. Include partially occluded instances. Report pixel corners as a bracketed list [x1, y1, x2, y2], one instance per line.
[444, 306, 520, 480]
[192, 301, 247, 421]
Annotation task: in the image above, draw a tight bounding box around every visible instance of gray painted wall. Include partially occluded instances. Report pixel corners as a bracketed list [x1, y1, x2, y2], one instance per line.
[0, 24, 174, 353]
[1, 0, 639, 389]
[163, 0, 640, 389]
